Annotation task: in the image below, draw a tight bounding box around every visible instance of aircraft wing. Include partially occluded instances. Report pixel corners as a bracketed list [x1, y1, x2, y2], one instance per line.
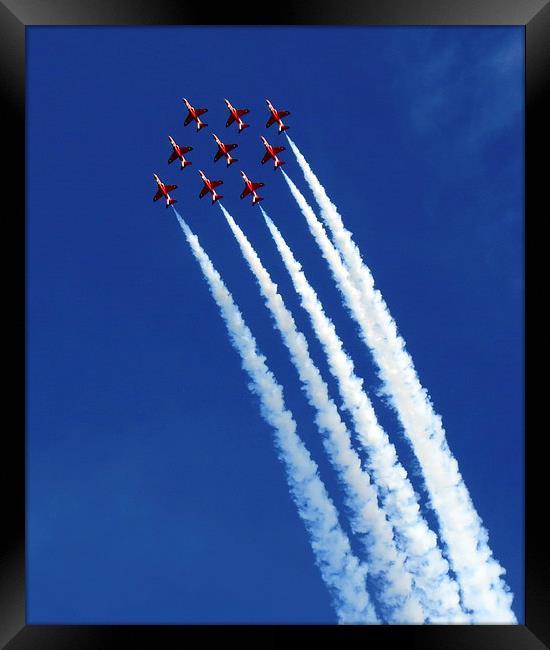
[237, 108, 249, 117]
[195, 108, 208, 116]
[226, 113, 236, 127]
[199, 184, 209, 199]
[278, 110, 290, 118]
[164, 184, 177, 192]
[266, 114, 276, 128]
[240, 186, 251, 199]
[261, 152, 271, 165]
[211, 180, 223, 189]
[226, 143, 238, 151]
[251, 182, 264, 190]
[168, 151, 179, 164]
[274, 146, 285, 154]
[180, 146, 193, 154]
[184, 112, 194, 126]
[153, 189, 164, 202]
[214, 149, 224, 162]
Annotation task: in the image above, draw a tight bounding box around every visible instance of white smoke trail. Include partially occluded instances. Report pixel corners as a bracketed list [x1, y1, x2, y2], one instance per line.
[262, 207, 467, 623]
[172, 208, 377, 624]
[219, 203, 424, 624]
[284, 140, 516, 623]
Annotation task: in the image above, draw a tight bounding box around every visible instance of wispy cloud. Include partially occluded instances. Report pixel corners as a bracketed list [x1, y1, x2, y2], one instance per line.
[389, 30, 523, 150]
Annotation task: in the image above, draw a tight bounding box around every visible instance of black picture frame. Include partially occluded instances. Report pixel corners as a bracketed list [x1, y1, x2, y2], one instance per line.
[3, 1, 547, 647]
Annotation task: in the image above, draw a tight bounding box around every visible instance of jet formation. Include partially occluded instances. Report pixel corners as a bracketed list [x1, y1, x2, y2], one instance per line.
[153, 98, 291, 208]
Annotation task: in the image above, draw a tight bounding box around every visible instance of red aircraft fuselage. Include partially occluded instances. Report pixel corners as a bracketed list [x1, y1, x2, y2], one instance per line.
[240, 171, 264, 205]
[152, 173, 178, 208]
[182, 98, 208, 132]
[260, 136, 286, 169]
[224, 99, 250, 133]
[265, 99, 290, 134]
[168, 136, 193, 169]
[212, 133, 238, 167]
[198, 170, 224, 204]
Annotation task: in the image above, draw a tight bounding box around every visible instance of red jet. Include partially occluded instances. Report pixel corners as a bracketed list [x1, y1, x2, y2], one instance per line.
[198, 170, 223, 204]
[260, 136, 285, 169]
[240, 171, 264, 205]
[152, 173, 178, 208]
[212, 133, 238, 167]
[224, 99, 250, 133]
[265, 99, 290, 134]
[167, 136, 193, 169]
[182, 97, 208, 132]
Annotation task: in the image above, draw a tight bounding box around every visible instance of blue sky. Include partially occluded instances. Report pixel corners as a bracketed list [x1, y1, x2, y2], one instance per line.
[26, 26, 523, 623]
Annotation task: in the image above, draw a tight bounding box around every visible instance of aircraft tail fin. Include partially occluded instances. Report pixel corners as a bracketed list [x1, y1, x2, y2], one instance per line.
[279, 124, 290, 133]
[227, 156, 238, 167]
[239, 123, 250, 133]
[166, 198, 177, 208]
[253, 195, 264, 205]
[182, 160, 192, 169]
[197, 121, 208, 131]
[275, 160, 286, 168]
